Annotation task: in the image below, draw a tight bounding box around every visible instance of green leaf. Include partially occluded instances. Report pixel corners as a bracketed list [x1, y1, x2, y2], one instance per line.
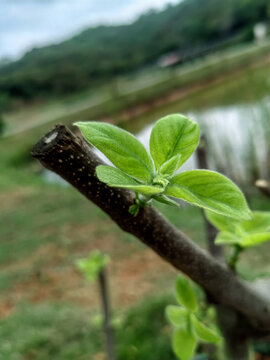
[159, 154, 182, 177]
[205, 210, 238, 233]
[165, 170, 251, 220]
[150, 114, 199, 171]
[240, 232, 270, 247]
[76, 250, 109, 282]
[207, 210, 270, 248]
[215, 231, 239, 245]
[173, 328, 197, 360]
[96, 165, 163, 196]
[153, 194, 180, 207]
[240, 211, 270, 233]
[191, 314, 221, 343]
[175, 276, 197, 312]
[166, 306, 189, 327]
[209, 211, 270, 248]
[75, 121, 154, 183]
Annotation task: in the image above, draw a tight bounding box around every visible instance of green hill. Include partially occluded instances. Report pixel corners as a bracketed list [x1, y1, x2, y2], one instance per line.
[0, 0, 269, 107]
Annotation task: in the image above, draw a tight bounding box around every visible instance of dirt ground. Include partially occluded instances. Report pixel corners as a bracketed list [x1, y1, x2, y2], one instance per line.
[0, 221, 176, 318]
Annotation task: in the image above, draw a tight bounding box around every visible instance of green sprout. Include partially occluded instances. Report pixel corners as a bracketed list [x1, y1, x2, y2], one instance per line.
[76, 250, 109, 282]
[76, 251, 115, 360]
[206, 210, 270, 270]
[74, 114, 251, 220]
[166, 275, 221, 360]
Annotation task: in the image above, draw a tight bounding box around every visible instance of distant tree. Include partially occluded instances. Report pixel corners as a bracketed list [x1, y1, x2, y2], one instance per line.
[1, 0, 269, 103]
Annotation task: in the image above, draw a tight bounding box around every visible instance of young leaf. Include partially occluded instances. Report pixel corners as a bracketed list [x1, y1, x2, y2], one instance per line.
[96, 166, 163, 196]
[215, 231, 239, 245]
[75, 121, 154, 183]
[159, 154, 182, 177]
[76, 250, 109, 282]
[153, 194, 180, 207]
[165, 170, 251, 220]
[205, 210, 238, 233]
[191, 314, 221, 344]
[173, 328, 197, 360]
[166, 306, 189, 327]
[150, 114, 199, 170]
[240, 211, 270, 233]
[240, 232, 270, 247]
[208, 211, 270, 248]
[175, 275, 197, 312]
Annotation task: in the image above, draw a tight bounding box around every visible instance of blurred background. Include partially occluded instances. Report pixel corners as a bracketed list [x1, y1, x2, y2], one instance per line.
[0, 0, 270, 359]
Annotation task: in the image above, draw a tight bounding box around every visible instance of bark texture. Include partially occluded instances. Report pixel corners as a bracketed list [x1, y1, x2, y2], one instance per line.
[32, 125, 270, 335]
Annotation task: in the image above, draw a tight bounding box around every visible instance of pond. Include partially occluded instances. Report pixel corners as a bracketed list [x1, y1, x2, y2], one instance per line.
[125, 62, 270, 187]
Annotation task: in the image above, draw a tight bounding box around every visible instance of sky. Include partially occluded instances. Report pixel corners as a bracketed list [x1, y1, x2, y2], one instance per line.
[0, 0, 179, 60]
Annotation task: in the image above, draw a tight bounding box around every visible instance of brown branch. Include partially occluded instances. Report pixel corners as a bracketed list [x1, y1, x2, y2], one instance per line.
[31, 125, 270, 333]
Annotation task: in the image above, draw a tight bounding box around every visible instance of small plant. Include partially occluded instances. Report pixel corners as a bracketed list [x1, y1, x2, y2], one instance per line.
[206, 210, 270, 270]
[166, 275, 221, 360]
[76, 250, 115, 360]
[75, 114, 251, 219]
[76, 250, 109, 282]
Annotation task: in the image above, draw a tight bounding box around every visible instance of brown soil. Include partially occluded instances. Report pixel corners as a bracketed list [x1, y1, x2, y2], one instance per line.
[0, 230, 176, 318]
[0, 187, 34, 212]
[0, 185, 175, 318]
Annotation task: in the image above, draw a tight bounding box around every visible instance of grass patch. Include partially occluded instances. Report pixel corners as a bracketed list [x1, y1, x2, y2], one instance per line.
[0, 178, 107, 265]
[116, 294, 176, 360]
[0, 294, 176, 360]
[0, 302, 102, 360]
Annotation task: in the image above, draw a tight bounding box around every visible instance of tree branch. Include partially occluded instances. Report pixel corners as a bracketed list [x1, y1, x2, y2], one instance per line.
[31, 125, 270, 333]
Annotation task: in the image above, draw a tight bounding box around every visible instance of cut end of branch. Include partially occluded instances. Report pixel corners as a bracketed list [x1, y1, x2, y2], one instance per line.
[255, 179, 270, 199]
[31, 124, 79, 160]
[256, 179, 269, 188]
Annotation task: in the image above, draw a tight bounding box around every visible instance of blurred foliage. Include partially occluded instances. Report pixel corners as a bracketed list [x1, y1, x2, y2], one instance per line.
[76, 250, 109, 282]
[116, 295, 176, 360]
[0, 0, 269, 107]
[0, 303, 103, 360]
[0, 295, 176, 360]
[0, 294, 268, 359]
